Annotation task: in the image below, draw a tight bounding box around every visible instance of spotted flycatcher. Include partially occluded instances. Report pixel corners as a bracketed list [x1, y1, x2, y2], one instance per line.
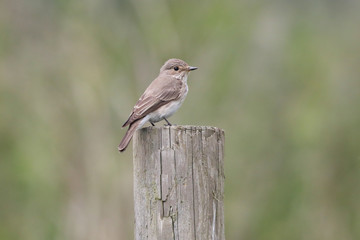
[118, 58, 197, 152]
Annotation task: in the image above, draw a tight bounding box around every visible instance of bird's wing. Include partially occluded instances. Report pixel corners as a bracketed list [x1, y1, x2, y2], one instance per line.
[122, 76, 182, 127]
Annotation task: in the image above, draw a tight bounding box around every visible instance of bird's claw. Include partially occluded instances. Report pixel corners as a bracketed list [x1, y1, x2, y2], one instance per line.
[164, 123, 177, 126]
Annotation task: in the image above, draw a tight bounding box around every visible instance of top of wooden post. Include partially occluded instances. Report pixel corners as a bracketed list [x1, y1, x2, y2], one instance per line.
[137, 125, 225, 134]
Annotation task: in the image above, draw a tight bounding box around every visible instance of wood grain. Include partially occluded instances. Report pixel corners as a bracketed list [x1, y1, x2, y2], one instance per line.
[133, 126, 225, 240]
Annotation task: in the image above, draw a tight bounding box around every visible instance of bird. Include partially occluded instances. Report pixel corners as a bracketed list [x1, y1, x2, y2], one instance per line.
[118, 58, 198, 152]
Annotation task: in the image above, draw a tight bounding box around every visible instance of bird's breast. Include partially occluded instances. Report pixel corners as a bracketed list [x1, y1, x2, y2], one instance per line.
[148, 81, 188, 123]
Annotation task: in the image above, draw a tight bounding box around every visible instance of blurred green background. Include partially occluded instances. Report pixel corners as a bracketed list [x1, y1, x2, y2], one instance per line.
[1, 0, 360, 239]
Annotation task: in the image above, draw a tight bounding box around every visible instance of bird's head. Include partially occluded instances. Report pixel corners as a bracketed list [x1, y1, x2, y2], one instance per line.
[160, 58, 197, 78]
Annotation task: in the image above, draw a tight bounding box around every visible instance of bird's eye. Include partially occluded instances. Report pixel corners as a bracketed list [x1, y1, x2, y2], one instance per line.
[174, 66, 179, 71]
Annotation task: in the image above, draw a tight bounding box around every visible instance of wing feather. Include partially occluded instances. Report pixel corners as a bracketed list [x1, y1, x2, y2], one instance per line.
[122, 76, 182, 127]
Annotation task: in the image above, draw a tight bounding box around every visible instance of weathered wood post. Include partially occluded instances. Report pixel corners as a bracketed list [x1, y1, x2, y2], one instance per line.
[133, 125, 225, 240]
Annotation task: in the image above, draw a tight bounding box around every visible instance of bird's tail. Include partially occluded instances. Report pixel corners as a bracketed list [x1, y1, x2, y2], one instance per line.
[118, 120, 142, 152]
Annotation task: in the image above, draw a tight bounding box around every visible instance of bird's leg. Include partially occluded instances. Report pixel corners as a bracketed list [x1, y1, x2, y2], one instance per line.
[164, 118, 172, 126]
[150, 121, 155, 126]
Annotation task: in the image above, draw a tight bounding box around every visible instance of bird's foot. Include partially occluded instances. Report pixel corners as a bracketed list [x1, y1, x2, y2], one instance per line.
[164, 118, 173, 126]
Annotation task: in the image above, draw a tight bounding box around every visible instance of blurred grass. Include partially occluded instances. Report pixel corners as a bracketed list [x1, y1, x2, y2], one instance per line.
[1, 0, 360, 239]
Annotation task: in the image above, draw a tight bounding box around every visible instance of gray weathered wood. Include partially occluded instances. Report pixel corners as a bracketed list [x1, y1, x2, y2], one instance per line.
[133, 125, 225, 240]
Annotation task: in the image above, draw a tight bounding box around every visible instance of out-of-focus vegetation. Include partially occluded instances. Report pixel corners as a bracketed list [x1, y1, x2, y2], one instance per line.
[1, 0, 360, 239]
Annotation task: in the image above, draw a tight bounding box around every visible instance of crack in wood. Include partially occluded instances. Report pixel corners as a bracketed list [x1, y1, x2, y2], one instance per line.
[191, 127, 197, 240]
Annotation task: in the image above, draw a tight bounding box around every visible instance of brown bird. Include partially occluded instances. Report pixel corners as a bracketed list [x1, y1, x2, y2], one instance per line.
[118, 58, 198, 152]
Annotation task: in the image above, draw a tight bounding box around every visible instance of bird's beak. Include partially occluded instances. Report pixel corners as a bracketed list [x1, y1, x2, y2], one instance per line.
[188, 66, 198, 71]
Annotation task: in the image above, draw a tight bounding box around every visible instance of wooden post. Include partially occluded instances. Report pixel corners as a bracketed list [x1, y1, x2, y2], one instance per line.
[133, 125, 225, 240]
